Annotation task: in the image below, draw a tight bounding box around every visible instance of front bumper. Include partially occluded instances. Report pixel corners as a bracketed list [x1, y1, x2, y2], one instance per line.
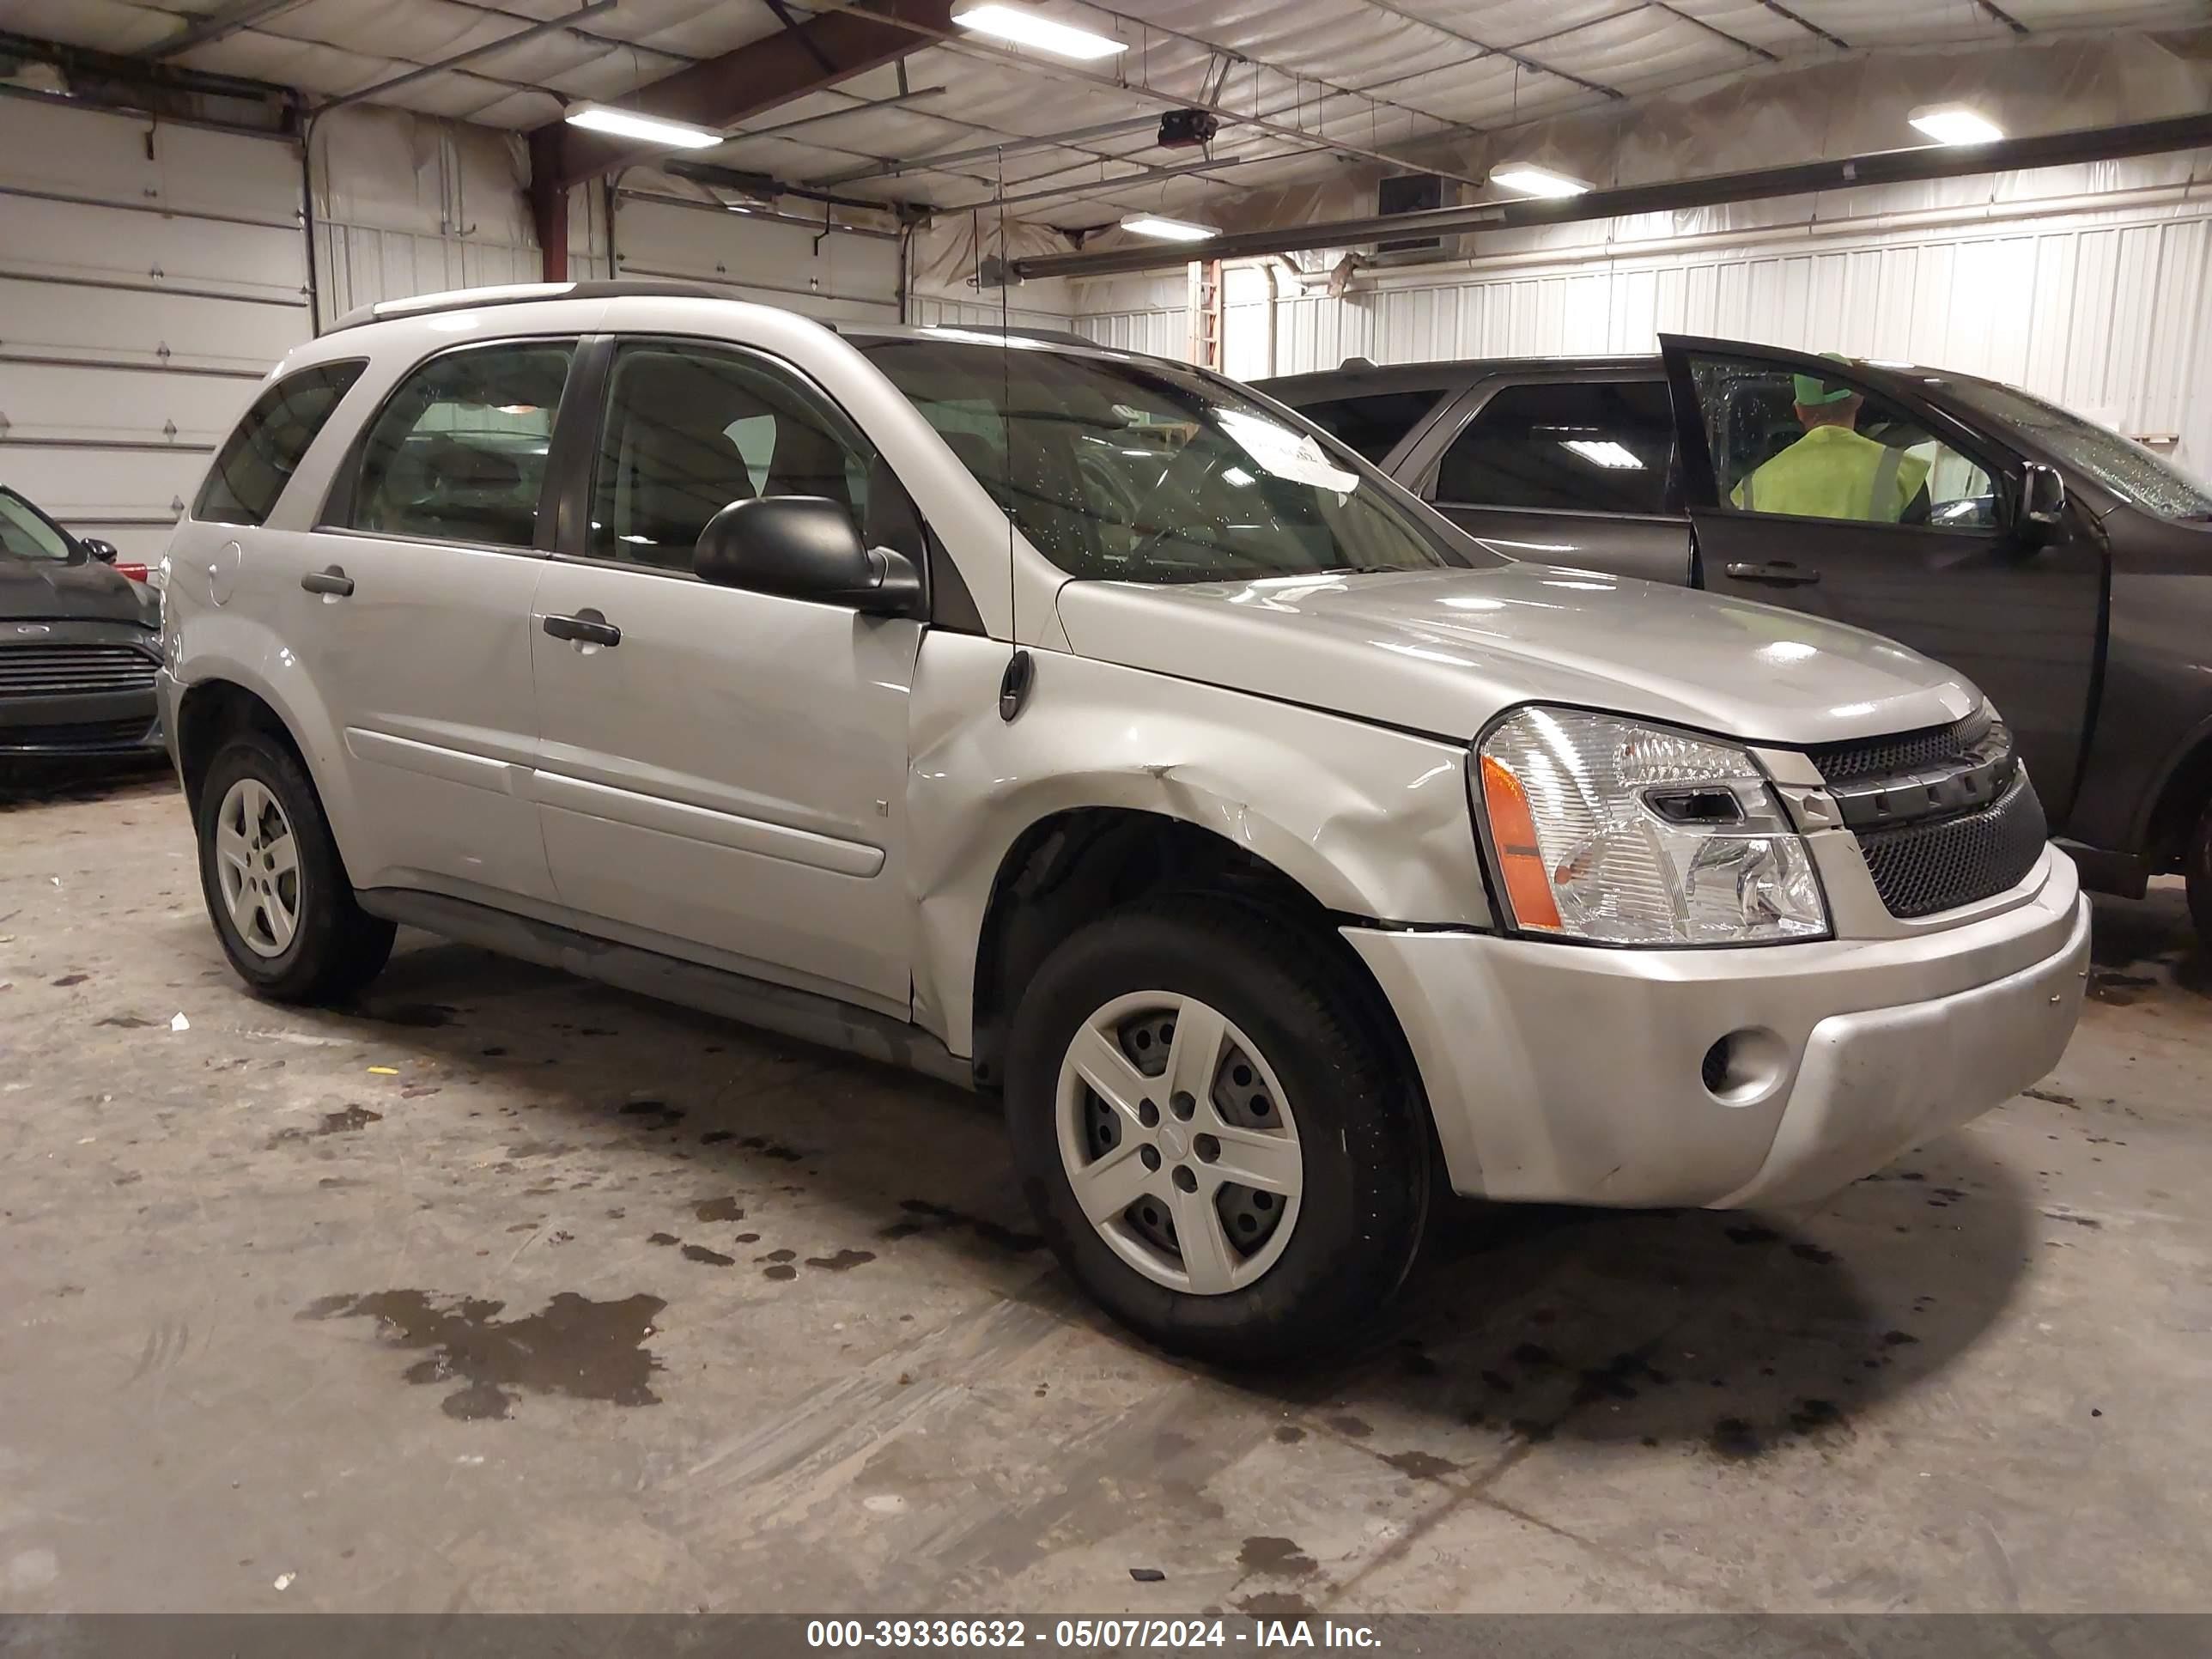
[1346, 846, 2089, 1210]
[0, 622, 164, 757]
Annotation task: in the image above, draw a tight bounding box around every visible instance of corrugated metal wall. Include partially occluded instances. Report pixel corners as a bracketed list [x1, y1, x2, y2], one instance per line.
[0, 91, 310, 557]
[1076, 151, 2212, 477]
[614, 179, 900, 322]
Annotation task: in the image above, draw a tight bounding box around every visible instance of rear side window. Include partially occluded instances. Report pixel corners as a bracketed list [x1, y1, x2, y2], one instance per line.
[1291, 388, 1448, 463]
[195, 361, 365, 527]
[1434, 380, 1675, 514]
[344, 341, 574, 549]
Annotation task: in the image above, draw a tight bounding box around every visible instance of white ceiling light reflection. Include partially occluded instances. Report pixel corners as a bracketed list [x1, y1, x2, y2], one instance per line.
[1759, 641, 1820, 664]
[1560, 439, 1644, 470]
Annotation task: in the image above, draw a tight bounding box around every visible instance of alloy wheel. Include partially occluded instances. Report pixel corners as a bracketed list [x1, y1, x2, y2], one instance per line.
[213, 776, 301, 959]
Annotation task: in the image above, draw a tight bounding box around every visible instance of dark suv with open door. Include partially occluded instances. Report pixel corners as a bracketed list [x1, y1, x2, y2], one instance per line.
[1263, 336, 2212, 948]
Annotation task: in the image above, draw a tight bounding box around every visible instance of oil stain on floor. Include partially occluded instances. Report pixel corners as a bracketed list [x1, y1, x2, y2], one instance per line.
[299, 1289, 666, 1419]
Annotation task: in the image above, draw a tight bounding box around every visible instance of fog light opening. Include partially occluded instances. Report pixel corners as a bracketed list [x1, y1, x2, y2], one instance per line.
[1700, 1029, 1788, 1106]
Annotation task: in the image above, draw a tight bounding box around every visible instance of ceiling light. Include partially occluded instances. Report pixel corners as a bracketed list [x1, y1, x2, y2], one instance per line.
[1561, 439, 1644, 469]
[1121, 214, 1217, 242]
[951, 3, 1127, 59]
[565, 104, 722, 149]
[1909, 105, 2004, 145]
[1490, 163, 1589, 199]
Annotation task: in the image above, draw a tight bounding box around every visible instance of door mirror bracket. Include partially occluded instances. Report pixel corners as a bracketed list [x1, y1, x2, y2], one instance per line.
[695, 495, 925, 618]
[2014, 463, 2067, 546]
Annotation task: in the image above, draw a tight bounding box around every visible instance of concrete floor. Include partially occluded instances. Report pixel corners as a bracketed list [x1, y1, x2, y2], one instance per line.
[2, 763, 2208, 1616]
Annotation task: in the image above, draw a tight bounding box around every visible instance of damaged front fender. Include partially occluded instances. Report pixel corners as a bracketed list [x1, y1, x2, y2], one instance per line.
[904, 633, 1492, 1058]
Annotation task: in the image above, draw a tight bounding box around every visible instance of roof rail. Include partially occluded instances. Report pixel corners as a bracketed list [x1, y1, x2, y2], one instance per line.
[324, 278, 732, 334]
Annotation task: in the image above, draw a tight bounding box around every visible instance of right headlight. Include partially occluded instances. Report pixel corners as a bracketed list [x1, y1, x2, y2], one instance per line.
[1476, 705, 1830, 946]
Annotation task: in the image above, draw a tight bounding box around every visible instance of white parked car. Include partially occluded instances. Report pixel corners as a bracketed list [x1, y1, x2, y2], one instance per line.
[158, 283, 2088, 1363]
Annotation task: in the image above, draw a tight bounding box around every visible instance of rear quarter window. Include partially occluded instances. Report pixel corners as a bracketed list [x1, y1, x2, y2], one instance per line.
[1434, 380, 1675, 514]
[195, 361, 367, 527]
[1285, 387, 1450, 463]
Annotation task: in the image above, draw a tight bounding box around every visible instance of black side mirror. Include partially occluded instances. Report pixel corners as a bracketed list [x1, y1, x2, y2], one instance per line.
[2014, 464, 2066, 545]
[694, 495, 924, 618]
[82, 538, 119, 563]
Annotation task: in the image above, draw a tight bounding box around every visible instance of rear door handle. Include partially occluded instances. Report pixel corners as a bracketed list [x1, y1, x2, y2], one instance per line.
[1724, 560, 1820, 586]
[542, 612, 621, 647]
[301, 566, 354, 598]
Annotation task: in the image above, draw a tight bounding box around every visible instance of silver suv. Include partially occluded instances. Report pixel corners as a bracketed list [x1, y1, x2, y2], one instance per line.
[159, 283, 2089, 1363]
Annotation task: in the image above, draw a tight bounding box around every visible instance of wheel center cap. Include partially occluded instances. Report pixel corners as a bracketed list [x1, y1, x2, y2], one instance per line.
[1158, 1120, 1190, 1162]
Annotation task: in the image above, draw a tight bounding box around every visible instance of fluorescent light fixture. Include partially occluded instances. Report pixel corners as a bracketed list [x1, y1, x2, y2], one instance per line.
[565, 104, 721, 149]
[1121, 214, 1217, 242]
[951, 3, 1127, 58]
[1910, 105, 2003, 145]
[1490, 163, 1589, 199]
[1562, 438, 1644, 469]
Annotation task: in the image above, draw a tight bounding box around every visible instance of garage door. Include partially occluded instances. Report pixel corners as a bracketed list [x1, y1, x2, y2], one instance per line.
[613, 185, 901, 324]
[0, 96, 310, 560]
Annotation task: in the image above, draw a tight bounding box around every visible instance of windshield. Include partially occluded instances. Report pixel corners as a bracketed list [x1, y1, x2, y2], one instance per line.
[859, 338, 1485, 583]
[0, 489, 75, 562]
[1936, 377, 2212, 520]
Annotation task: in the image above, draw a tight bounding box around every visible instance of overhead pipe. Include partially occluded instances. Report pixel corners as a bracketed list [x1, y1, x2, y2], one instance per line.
[1009, 112, 2212, 283]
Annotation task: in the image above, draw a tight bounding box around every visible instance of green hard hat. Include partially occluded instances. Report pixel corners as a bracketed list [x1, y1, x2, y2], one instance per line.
[1794, 352, 1856, 406]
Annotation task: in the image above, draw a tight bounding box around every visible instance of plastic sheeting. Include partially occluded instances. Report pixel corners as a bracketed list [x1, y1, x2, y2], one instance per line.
[308, 106, 609, 323]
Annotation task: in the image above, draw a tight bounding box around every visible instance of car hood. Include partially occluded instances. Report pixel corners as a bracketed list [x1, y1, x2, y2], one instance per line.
[1054, 562, 1979, 748]
[0, 553, 155, 627]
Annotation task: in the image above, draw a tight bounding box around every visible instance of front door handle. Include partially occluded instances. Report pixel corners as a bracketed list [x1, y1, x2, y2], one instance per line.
[542, 611, 621, 647]
[301, 566, 354, 598]
[1724, 560, 1820, 586]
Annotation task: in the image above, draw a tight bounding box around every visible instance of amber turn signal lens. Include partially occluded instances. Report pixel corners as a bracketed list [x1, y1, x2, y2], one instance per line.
[1479, 753, 1563, 931]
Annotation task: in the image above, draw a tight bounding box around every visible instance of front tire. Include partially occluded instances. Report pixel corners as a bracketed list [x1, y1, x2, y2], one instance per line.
[196, 731, 394, 1004]
[1005, 899, 1430, 1366]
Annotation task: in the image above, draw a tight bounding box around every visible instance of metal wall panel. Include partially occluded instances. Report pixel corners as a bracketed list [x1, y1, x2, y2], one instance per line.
[0, 94, 309, 556]
[1197, 183, 2212, 477]
[614, 192, 900, 321]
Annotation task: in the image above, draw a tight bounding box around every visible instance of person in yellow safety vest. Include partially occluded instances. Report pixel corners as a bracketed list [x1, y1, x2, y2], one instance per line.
[1731, 357, 1931, 522]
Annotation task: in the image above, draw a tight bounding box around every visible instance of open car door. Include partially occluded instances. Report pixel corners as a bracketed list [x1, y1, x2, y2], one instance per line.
[1657, 332, 2103, 819]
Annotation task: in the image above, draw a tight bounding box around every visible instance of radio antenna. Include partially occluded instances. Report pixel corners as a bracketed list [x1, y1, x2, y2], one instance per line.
[994, 145, 1032, 720]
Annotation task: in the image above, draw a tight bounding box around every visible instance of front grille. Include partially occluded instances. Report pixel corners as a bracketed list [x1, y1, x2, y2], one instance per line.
[0, 716, 157, 751]
[0, 641, 160, 699]
[1856, 772, 2049, 918]
[1806, 708, 1994, 786]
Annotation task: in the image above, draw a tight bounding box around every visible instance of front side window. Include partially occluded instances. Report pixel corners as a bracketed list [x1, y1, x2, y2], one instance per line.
[1686, 356, 1996, 531]
[1934, 375, 2212, 521]
[860, 340, 1484, 584]
[0, 489, 74, 562]
[196, 360, 365, 527]
[346, 342, 574, 549]
[588, 344, 872, 571]
[1292, 387, 1449, 463]
[1433, 380, 1674, 515]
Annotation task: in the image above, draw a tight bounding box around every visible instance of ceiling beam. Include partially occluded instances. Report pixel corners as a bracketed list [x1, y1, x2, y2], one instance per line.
[1758, 0, 1850, 52]
[1013, 111, 2212, 280]
[146, 0, 309, 60]
[1353, 0, 1625, 100]
[527, 0, 955, 192]
[314, 0, 623, 114]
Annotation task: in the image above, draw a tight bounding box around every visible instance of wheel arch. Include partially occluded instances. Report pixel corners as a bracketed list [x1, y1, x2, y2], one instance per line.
[173, 670, 359, 869]
[2140, 719, 2212, 873]
[962, 805, 1426, 1116]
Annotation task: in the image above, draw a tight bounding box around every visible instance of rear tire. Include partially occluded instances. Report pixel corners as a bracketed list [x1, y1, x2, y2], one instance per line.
[196, 731, 394, 1004]
[2188, 798, 2212, 953]
[1004, 897, 1430, 1366]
